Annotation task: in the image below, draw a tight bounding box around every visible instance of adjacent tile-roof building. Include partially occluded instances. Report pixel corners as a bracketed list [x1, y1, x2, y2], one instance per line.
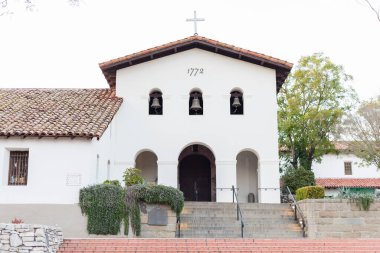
[0, 89, 122, 139]
[99, 35, 293, 92]
[316, 178, 380, 188]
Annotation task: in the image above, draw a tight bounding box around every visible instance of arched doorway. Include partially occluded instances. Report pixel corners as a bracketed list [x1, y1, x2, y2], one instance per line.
[236, 150, 259, 203]
[178, 144, 216, 202]
[135, 150, 158, 184]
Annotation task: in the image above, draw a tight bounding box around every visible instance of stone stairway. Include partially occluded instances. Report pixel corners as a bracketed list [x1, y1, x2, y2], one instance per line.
[58, 238, 380, 253]
[179, 202, 304, 238]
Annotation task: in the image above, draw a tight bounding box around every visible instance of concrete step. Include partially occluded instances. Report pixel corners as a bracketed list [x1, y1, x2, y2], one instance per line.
[180, 213, 295, 218]
[180, 218, 299, 224]
[184, 202, 292, 209]
[178, 202, 303, 238]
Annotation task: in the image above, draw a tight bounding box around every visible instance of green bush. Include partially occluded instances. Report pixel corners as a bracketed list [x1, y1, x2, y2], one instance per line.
[103, 180, 121, 187]
[125, 184, 184, 236]
[123, 168, 144, 187]
[79, 184, 126, 235]
[296, 186, 325, 201]
[282, 167, 315, 193]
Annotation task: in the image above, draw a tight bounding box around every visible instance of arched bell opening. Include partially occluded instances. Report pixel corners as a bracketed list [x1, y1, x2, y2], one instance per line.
[178, 144, 216, 201]
[230, 88, 243, 115]
[236, 150, 259, 203]
[135, 150, 158, 184]
[189, 88, 203, 115]
[149, 89, 163, 115]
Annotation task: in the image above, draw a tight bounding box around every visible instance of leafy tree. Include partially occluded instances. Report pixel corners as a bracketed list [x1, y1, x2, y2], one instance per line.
[278, 53, 356, 170]
[282, 167, 315, 193]
[344, 96, 380, 169]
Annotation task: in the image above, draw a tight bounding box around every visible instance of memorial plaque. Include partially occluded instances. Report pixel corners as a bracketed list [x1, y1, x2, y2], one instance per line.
[148, 207, 168, 226]
[66, 173, 81, 186]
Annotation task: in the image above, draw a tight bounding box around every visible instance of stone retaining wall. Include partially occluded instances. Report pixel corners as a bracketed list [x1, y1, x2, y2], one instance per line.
[298, 199, 380, 238]
[137, 203, 177, 238]
[0, 223, 63, 252]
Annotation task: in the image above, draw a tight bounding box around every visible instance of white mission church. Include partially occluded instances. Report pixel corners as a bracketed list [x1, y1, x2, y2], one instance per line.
[1, 35, 379, 227]
[0, 35, 292, 207]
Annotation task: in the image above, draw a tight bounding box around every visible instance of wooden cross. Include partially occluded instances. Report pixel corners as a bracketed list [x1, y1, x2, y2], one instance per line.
[186, 11, 205, 35]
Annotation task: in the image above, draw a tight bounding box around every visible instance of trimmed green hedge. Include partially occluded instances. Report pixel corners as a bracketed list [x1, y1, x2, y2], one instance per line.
[296, 186, 325, 201]
[103, 180, 121, 186]
[79, 184, 126, 235]
[126, 184, 184, 236]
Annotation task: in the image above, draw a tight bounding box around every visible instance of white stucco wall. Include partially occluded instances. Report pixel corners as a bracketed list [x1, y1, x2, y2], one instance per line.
[312, 153, 380, 179]
[0, 124, 113, 204]
[111, 48, 281, 203]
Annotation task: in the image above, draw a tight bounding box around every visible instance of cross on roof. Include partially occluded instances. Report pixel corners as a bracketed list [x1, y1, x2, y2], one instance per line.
[186, 11, 205, 36]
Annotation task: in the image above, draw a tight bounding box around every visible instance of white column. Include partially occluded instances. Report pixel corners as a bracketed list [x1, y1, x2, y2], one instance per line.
[157, 161, 177, 188]
[215, 161, 236, 203]
[258, 160, 280, 203]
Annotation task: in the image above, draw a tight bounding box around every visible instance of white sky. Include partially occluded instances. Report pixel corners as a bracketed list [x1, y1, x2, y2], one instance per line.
[0, 0, 379, 100]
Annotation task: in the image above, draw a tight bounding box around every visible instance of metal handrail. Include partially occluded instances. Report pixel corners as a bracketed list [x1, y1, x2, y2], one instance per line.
[232, 185, 244, 238]
[175, 215, 181, 238]
[286, 186, 307, 237]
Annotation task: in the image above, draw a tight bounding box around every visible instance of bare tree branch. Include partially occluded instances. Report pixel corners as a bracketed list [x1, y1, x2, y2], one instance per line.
[364, 0, 380, 22]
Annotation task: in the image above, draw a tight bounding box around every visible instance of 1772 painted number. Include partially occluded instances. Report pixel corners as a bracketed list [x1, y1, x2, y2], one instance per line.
[187, 68, 204, 76]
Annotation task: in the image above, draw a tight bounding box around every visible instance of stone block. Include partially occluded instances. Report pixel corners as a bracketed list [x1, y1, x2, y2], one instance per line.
[0, 243, 10, 251]
[0, 235, 9, 240]
[35, 229, 45, 237]
[19, 232, 35, 237]
[9, 234, 22, 247]
[319, 211, 338, 218]
[22, 236, 35, 242]
[23, 241, 46, 247]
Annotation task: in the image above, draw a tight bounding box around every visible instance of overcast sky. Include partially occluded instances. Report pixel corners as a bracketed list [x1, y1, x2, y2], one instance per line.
[0, 0, 379, 100]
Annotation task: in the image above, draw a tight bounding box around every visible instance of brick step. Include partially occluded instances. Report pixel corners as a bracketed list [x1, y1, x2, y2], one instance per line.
[180, 214, 295, 219]
[57, 239, 380, 253]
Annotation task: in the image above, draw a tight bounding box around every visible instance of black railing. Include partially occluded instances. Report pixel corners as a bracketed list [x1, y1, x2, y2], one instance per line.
[286, 186, 306, 237]
[232, 185, 244, 238]
[175, 215, 181, 238]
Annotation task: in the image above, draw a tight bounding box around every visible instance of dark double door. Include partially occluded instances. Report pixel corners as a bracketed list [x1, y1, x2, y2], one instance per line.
[179, 154, 211, 202]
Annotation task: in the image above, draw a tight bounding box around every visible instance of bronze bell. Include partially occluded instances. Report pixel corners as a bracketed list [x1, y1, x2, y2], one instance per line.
[232, 97, 241, 108]
[190, 97, 202, 111]
[151, 97, 161, 109]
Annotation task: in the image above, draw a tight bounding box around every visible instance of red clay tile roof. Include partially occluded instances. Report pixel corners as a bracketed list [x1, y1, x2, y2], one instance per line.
[99, 35, 293, 91]
[316, 178, 380, 188]
[0, 89, 122, 139]
[279, 141, 353, 153]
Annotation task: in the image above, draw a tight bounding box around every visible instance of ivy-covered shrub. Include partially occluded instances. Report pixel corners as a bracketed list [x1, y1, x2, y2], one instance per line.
[79, 184, 126, 235]
[103, 180, 121, 186]
[296, 186, 325, 201]
[125, 184, 184, 236]
[123, 168, 144, 187]
[282, 167, 315, 193]
[338, 188, 375, 211]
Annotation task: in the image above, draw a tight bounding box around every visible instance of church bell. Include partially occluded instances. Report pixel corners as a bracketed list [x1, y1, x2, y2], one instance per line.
[151, 97, 161, 109]
[232, 97, 241, 108]
[190, 97, 202, 111]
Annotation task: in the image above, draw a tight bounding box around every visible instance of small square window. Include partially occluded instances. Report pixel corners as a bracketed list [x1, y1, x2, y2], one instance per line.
[344, 162, 352, 175]
[8, 151, 29, 185]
